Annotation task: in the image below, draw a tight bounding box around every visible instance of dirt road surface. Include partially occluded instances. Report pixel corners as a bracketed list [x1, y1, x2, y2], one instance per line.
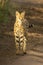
[0, 29, 43, 65]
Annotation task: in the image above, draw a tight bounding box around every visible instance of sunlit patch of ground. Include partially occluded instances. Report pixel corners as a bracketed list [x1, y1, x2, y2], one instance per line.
[4, 31, 14, 36]
[28, 50, 43, 57]
[27, 32, 43, 38]
[29, 16, 43, 19]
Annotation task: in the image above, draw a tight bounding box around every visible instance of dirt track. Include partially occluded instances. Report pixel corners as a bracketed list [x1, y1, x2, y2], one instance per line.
[0, 23, 43, 65]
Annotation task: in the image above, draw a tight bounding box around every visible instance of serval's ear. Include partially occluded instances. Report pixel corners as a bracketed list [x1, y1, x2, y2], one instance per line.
[21, 11, 25, 18]
[16, 11, 20, 18]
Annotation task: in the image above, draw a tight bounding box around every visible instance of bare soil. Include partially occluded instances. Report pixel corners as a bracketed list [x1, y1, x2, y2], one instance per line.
[0, 16, 43, 65]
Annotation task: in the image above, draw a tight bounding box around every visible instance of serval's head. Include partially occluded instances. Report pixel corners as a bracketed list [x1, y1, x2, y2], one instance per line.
[16, 11, 25, 23]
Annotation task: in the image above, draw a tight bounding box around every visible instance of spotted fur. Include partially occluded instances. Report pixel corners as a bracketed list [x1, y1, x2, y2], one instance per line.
[14, 11, 27, 55]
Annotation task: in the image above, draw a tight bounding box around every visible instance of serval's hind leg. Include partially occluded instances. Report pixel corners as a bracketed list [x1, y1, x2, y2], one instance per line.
[23, 37, 27, 54]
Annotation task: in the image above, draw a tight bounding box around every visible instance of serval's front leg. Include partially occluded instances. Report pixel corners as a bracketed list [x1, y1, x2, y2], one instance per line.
[15, 36, 20, 55]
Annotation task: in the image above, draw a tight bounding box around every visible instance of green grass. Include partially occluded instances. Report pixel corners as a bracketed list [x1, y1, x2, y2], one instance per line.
[0, 0, 10, 23]
[0, 9, 9, 23]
